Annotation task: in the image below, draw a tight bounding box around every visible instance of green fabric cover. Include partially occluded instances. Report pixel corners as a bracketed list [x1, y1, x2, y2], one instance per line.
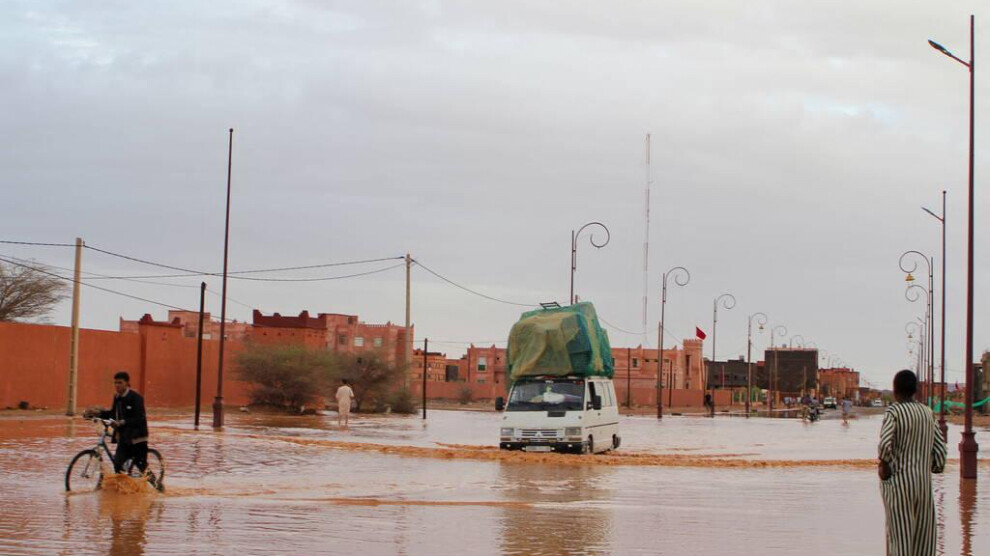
[506, 302, 614, 382]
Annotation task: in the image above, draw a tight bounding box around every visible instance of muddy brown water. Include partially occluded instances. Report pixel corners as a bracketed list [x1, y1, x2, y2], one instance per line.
[0, 410, 985, 555]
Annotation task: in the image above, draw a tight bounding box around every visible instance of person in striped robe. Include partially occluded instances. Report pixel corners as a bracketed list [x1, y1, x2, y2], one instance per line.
[878, 369, 947, 556]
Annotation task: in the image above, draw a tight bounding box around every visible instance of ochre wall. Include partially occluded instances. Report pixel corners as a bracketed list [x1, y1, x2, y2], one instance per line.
[0, 321, 250, 410]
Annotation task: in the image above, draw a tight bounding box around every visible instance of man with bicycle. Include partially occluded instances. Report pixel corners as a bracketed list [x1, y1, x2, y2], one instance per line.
[83, 371, 149, 476]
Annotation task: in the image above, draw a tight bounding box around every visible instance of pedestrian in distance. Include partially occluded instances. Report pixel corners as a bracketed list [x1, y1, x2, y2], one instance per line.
[336, 379, 355, 429]
[841, 397, 853, 424]
[83, 371, 155, 487]
[878, 369, 947, 556]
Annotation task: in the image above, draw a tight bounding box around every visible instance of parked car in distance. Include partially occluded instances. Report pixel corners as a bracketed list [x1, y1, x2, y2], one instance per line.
[871, 399, 884, 408]
[823, 396, 837, 409]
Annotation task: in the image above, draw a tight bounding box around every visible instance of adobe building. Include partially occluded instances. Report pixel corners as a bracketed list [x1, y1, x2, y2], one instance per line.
[611, 339, 706, 391]
[818, 367, 861, 399]
[120, 310, 250, 340]
[705, 357, 754, 389]
[250, 310, 411, 366]
[411, 348, 448, 382]
[759, 348, 819, 395]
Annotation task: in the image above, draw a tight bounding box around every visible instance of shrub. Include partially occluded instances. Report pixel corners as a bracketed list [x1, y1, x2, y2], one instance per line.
[330, 350, 407, 413]
[387, 387, 418, 414]
[235, 343, 334, 411]
[457, 385, 473, 405]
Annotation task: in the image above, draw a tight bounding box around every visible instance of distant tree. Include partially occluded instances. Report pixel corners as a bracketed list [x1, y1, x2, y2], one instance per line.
[0, 260, 68, 322]
[235, 343, 334, 411]
[458, 384, 474, 405]
[330, 350, 410, 413]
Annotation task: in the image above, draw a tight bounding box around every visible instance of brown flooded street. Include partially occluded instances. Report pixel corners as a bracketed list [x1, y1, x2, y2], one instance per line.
[0, 410, 986, 555]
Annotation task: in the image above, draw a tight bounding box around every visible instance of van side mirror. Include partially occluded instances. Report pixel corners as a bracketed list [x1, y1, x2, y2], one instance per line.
[592, 395, 602, 411]
[495, 397, 505, 411]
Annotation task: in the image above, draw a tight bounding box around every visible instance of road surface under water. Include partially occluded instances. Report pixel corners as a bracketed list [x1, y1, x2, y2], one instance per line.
[0, 409, 985, 555]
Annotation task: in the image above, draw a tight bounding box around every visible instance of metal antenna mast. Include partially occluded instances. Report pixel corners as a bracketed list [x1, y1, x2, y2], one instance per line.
[642, 133, 652, 347]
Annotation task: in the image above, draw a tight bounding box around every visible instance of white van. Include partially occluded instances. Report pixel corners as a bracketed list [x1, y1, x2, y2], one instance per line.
[497, 376, 620, 454]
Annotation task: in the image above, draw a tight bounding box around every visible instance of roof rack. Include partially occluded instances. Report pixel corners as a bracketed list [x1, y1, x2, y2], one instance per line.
[539, 301, 561, 309]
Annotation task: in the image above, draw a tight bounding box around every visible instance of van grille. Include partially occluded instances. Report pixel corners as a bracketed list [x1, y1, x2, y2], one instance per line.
[520, 429, 559, 439]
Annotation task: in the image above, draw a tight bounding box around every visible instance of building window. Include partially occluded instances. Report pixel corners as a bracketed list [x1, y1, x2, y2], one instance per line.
[338, 335, 347, 345]
[354, 337, 364, 347]
[632, 358, 639, 368]
[478, 379, 486, 384]
[478, 356, 487, 371]
[373, 337, 383, 347]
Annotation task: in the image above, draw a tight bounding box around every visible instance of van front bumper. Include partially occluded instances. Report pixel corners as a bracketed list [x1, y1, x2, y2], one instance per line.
[499, 440, 585, 453]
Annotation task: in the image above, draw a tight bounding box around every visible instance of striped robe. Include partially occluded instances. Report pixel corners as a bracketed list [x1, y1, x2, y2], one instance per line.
[878, 401, 947, 556]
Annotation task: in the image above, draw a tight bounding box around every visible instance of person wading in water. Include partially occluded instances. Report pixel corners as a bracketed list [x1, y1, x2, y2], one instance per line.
[878, 369, 946, 555]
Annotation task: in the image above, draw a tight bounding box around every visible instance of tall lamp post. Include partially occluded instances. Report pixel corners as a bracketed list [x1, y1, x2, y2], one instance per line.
[929, 13, 978, 480]
[906, 284, 934, 406]
[657, 266, 690, 419]
[570, 222, 610, 305]
[746, 312, 768, 417]
[922, 191, 949, 439]
[710, 293, 736, 415]
[901, 250, 934, 407]
[768, 324, 787, 414]
[213, 128, 233, 429]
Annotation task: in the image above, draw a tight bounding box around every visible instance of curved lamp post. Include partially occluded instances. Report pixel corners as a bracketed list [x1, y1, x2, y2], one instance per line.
[905, 283, 933, 407]
[901, 250, 935, 409]
[570, 222, 610, 305]
[709, 293, 736, 415]
[768, 324, 787, 413]
[929, 13, 978, 481]
[745, 312, 768, 417]
[657, 266, 690, 419]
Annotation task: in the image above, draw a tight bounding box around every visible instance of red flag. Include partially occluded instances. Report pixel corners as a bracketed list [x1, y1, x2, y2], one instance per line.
[696, 327, 707, 340]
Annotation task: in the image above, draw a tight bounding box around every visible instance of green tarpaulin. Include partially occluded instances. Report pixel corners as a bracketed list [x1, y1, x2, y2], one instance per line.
[506, 302, 614, 382]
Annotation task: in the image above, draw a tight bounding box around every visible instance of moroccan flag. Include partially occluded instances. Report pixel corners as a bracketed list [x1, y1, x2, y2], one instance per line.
[696, 327, 707, 340]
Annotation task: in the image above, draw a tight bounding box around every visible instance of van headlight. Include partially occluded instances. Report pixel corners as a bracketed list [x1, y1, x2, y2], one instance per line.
[565, 427, 582, 437]
[500, 427, 514, 437]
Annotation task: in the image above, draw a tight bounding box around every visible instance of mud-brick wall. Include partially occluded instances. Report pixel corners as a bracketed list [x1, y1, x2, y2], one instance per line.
[0, 321, 251, 410]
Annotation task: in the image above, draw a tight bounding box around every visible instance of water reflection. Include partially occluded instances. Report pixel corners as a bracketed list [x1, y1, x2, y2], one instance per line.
[102, 494, 156, 556]
[498, 463, 614, 555]
[958, 479, 976, 556]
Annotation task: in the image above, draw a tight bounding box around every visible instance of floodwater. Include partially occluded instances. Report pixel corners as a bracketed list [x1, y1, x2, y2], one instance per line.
[0, 410, 986, 555]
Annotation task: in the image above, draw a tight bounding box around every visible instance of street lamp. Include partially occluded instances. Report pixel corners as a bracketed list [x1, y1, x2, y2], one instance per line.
[789, 334, 805, 348]
[710, 293, 736, 415]
[213, 128, 234, 429]
[768, 324, 787, 414]
[929, 14, 978, 480]
[901, 251, 935, 406]
[922, 191, 949, 440]
[905, 283, 934, 407]
[657, 266, 690, 419]
[746, 312, 768, 417]
[570, 222, 610, 305]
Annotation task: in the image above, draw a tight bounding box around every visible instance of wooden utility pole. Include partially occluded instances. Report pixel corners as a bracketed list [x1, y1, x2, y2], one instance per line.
[405, 253, 412, 388]
[66, 237, 83, 416]
[194, 282, 206, 428]
[422, 338, 428, 419]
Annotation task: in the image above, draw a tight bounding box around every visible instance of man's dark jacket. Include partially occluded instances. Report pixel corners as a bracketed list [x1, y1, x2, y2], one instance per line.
[99, 389, 148, 444]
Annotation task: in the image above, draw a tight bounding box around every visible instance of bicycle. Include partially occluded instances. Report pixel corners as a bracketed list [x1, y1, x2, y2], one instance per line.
[65, 418, 165, 493]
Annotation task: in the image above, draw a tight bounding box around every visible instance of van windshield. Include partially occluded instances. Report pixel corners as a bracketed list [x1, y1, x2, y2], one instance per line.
[506, 380, 585, 412]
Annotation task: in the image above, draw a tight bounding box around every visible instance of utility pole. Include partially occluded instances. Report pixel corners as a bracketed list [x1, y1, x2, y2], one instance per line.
[194, 282, 206, 429]
[213, 128, 233, 429]
[405, 253, 412, 389]
[422, 338, 428, 419]
[627, 347, 632, 409]
[66, 237, 83, 416]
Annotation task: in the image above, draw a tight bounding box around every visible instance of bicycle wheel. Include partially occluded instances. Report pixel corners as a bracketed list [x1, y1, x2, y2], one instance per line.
[66, 449, 103, 492]
[144, 449, 165, 491]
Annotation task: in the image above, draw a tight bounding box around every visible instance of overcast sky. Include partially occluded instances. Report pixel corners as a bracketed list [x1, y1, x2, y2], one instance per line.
[2, 0, 988, 388]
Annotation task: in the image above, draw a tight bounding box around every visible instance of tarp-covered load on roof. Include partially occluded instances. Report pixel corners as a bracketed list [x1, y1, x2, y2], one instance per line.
[506, 302, 614, 382]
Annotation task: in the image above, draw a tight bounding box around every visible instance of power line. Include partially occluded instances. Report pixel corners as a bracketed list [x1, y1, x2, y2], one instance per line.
[0, 255, 191, 312]
[411, 259, 538, 307]
[0, 240, 76, 247]
[83, 244, 405, 282]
